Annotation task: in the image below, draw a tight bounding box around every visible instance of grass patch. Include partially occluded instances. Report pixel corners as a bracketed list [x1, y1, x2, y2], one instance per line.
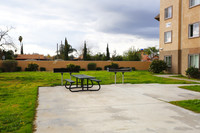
[179, 85, 200, 92]
[170, 100, 200, 113]
[0, 71, 198, 132]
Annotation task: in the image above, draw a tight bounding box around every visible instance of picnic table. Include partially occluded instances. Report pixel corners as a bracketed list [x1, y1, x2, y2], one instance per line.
[65, 74, 101, 92]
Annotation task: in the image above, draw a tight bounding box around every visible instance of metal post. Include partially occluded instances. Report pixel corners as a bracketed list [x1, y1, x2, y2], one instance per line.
[61, 73, 63, 86]
[115, 72, 117, 85]
[122, 72, 124, 84]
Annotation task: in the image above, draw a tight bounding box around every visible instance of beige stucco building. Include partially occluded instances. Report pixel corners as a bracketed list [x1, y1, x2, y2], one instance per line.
[156, 0, 200, 75]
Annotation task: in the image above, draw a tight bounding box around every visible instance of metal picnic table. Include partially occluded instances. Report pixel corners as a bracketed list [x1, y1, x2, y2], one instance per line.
[107, 68, 132, 84]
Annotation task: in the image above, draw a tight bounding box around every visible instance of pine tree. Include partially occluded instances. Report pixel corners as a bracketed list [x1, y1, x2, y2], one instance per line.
[83, 41, 87, 60]
[106, 43, 110, 60]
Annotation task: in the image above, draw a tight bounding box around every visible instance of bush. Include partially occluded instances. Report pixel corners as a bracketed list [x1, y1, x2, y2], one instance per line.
[2, 60, 18, 72]
[96, 67, 102, 71]
[16, 67, 22, 72]
[132, 67, 136, 71]
[186, 67, 200, 79]
[66, 64, 80, 72]
[27, 63, 39, 71]
[88, 63, 97, 70]
[40, 67, 46, 71]
[149, 60, 167, 73]
[80, 68, 86, 71]
[104, 63, 119, 70]
[0, 68, 3, 73]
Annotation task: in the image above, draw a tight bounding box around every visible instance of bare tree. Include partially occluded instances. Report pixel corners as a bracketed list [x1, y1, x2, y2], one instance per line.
[0, 27, 16, 51]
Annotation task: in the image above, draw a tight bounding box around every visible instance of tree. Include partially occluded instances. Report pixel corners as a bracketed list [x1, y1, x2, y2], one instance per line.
[83, 41, 87, 60]
[106, 43, 110, 60]
[18, 36, 23, 54]
[64, 38, 69, 60]
[59, 41, 65, 59]
[0, 27, 16, 51]
[144, 47, 159, 60]
[123, 47, 141, 61]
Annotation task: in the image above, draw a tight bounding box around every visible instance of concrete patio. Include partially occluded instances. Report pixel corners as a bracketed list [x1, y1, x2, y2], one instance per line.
[35, 84, 200, 133]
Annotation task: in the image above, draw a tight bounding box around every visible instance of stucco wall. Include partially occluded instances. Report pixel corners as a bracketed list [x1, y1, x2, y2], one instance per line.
[0, 61, 151, 71]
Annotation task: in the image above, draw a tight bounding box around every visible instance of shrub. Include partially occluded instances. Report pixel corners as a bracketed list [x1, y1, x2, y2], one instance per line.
[132, 67, 136, 71]
[40, 67, 46, 71]
[96, 67, 102, 71]
[27, 63, 39, 71]
[104, 63, 119, 70]
[66, 64, 80, 72]
[25, 68, 30, 71]
[0, 68, 3, 73]
[186, 67, 200, 79]
[16, 67, 22, 72]
[87, 63, 97, 70]
[80, 68, 86, 71]
[149, 60, 167, 73]
[2, 60, 18, 72]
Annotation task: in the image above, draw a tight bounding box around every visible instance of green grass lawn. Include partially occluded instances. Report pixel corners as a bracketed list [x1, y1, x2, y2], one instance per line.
[0, 71, 198, 132]
[179, 85, 200, 92]
[171, 75, 200, 81]
[169, 85, 200, 113]
[170, 100, 200, 113]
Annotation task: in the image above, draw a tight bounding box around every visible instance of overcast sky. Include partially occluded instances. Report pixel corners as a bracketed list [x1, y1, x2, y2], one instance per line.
[0, 0, 160, 56]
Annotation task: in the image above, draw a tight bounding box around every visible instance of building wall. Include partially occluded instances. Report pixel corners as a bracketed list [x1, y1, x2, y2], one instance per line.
[159, 0, 200, 75]
[0, 61, 151, 71]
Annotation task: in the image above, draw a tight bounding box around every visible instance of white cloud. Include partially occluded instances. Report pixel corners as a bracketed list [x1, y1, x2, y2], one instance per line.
[0, 0, 160, 56]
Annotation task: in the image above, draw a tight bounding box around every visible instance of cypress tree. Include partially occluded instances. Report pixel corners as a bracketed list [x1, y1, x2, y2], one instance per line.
[83, 41, 87, 60]
[64, 38, 69, 60]
[106, 43, 110, 60]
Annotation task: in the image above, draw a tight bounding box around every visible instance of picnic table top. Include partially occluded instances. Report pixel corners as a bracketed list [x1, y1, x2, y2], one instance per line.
[72, 74, 95, 79]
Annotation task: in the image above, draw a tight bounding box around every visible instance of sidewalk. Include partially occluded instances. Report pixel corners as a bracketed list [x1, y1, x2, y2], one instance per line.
[35, 84, 200, 133]
[154, 74, 200, 83]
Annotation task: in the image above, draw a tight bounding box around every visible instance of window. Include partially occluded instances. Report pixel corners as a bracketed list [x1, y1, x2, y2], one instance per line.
[165, 6, 172, 19]
[164, 31, 172, 43]
[189, 22, 200, 38]
[190, 0, 200, 7]
[164, 56, 172, 67]
[189, 54, 199, 68]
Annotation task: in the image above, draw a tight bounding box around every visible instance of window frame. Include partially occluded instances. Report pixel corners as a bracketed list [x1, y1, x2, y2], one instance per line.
[188, 22, 200, 38]
[164, 6, 173, 20]
[189, 0, 200, 8]
[188, 54, 200, 69]
[164, 55, 172, 68]
[164, 31, 172, 44]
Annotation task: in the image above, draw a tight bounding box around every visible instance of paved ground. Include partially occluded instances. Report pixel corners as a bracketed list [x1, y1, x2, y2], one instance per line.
[35, 84, 200, 133]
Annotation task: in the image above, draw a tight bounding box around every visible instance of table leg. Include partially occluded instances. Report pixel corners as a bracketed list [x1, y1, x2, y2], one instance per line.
[87, 79, 89, 90]
[122, 72, 124, 84]
[76, 78, 78, 87]
[61, 73, 63, 86]
[115, 72, 117, 85]
[81, 79, 84, 90]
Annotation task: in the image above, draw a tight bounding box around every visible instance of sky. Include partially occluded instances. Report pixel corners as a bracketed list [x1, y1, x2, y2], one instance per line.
[0, 0, 160, 56]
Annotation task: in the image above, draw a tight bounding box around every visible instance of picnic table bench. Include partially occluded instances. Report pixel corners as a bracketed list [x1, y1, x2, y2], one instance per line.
[65, 74, 101, 92]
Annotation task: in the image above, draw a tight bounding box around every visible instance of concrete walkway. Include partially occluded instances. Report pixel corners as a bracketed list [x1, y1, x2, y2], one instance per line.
[35, 84, 200, 133]
[155, 74, 200, 83]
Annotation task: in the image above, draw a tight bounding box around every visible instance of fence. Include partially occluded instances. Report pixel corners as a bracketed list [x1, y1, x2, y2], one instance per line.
[0, 60, 151, 71]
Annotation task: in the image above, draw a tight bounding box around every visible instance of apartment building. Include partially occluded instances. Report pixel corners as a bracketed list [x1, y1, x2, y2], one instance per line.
[156, 0, 200, 75]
